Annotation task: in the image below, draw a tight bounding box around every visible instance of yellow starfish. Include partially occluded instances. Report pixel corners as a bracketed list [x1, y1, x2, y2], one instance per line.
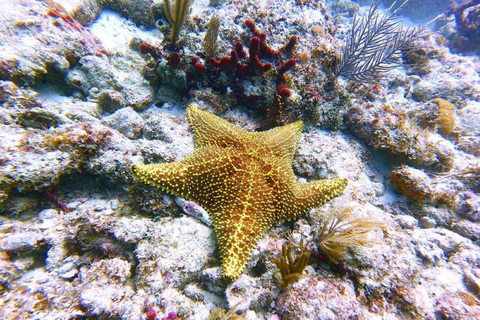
[132, 104, 347, 280]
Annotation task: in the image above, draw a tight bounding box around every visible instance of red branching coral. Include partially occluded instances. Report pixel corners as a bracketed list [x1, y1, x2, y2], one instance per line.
[245, 19, 297, 58]
[243, 20, 297, 99]
[210, 36, 273, 76]
[146, 308, 157, 320]
[191, 56, 206, 72]
[277, 82, 292, 98]
[140, 43, 162, 62]
[277, 58, 297, 98]
[167, 52, 182, 67]
[209, 20, 297, 101]
[278, 58, 297, 76]
[139, 19, 298, 126]
[280, 35, 298, 53]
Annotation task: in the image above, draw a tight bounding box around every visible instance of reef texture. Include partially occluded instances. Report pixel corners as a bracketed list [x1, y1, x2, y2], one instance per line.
[0, 0, 479, 320]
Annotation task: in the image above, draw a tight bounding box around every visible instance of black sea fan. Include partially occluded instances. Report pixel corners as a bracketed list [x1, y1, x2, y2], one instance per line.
[336, 0, 423, 83]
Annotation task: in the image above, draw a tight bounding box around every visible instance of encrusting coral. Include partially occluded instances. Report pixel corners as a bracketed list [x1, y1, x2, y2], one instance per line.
[391, 165, 434, 201]
[432, 98, 456, 138]
[272, 239, 311, 287]
[346, 102, 455, 170]
[132, 104, 347, 280]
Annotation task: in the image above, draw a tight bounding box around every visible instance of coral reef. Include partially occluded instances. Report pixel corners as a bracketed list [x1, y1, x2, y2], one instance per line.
[0, 0, 479, 319]
[444, 0, 480, 53]
[346, 101, 455, 170]
[138, 0, 348, 128]
[140, 19, 299, 127]
[276, 276, 364, 320]
[0, 0, 103, 86]
[389, 163, 480, 240]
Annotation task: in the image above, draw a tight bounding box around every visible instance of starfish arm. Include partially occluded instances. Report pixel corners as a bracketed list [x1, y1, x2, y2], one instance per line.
[210, 171, 275, 281]
[132, 147, 233, 205]
[132, 161, 184, 190]
[215, 215, 271, 281]
[187, 104, 248, 149]
[253, 120, 303, 160]
[290, 178, 348, 218]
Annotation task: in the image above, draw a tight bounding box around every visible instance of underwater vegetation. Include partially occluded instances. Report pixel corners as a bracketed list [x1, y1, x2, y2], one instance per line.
[272, 240, 310, 288]
[336, 0, 423, 82]
[202, 15, 220, 60]
[207, 304, 246, 320]
[163, 0, 195, 47]
[316, 203, 385, 264]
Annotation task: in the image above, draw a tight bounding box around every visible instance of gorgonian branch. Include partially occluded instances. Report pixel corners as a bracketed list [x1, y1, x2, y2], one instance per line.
[336, 0, 423, 83]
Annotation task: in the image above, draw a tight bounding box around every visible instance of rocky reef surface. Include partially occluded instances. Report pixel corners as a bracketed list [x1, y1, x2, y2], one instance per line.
[0, 0, 479, 319]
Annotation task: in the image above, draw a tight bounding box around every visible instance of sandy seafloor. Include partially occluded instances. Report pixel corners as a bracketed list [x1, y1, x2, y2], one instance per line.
[0, 0, 479, 319]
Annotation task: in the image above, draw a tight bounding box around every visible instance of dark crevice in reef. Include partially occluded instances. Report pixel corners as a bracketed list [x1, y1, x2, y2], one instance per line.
[65, 225, 137, 265]
[251, 259, 268, 278]
[31, 61, 74, 96]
